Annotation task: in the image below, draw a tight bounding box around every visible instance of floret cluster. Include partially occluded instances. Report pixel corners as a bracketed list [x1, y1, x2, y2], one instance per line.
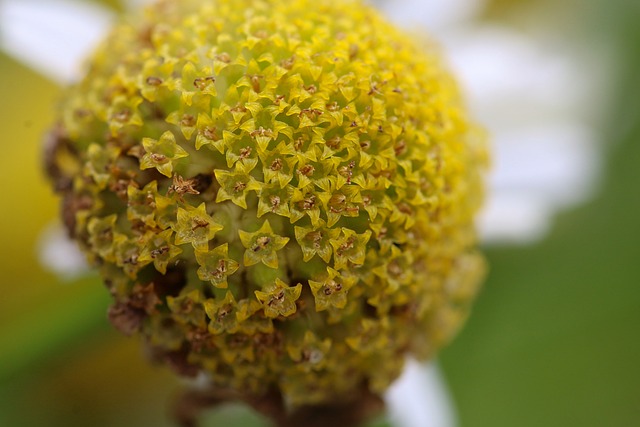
[46, 0, 487, 406]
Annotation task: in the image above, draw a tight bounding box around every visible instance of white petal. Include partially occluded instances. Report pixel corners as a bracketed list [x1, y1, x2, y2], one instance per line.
[489, 124, 599, 208]
[478, 193, 553, 244]
[445, 26, 596, 130]
[385, 360, 457, 427]
[444, 26, 603, 244]
[38, 222, 90, 281]
[0, 0, 114, 84]
[374, 0, 485, 32]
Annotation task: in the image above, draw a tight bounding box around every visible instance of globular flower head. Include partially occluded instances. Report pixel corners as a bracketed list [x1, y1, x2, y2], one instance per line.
[45, 0, 487, 408]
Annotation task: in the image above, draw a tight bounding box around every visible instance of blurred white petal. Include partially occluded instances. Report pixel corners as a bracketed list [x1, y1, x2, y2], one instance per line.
[478, 193, 552, 244]
[490, 125, 599, 208]
[445, 26, 595, 129]
[375, 0, 485, 32]
[446, 27, 602, 244]
[0, 0, 114, 84]
[386, 360, 456, 427]
[38, 222, 89, 281]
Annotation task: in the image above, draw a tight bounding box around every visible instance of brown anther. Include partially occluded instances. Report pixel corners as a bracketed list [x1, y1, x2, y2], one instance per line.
[254, 30, 268, 39]
[113, 109, 131, 123]
[233, 181, 247, 193]
[168, 175, 200, 198]
[392, 87, 402, 94]
[239, 146, 252, 159]
[378, 227, 388, 239]
[218, 304, 233, 320]
[378, 125, 384, 133]
[151, 246, 170, 258]
[270, 195, 281, 211]
[253, 236, 271, 252]
[298, 164, 315, 177]
[111, 179, 134, 200]
[250, 127, 273, 138]
[123, 254, 139, 265]
[394, 140, 407, 156]
[181, 114, 196, 127]
[398, 203, 412, 215]
[249, 74, 263, 92]
[329, 193, 347, 212]
[74, 108, 91, 119]
[294, 136, 306, 151]
[349, 44, 359, 60]
[213, 259, 228, 279]
[338, 160, 356, 183]
[298, 195, 316, 210]
[270, 158, 283, 171]
[337, 237, 355, 256]
[327, 101, 340, 112]
[362, 195, 372, 206]
[150, 153, 167, 162]
[360, 140, 371, 150]
[299, 108, 323, 119]
[326, 136, 341, 149]
[280, 56, 296, 70]
[323, 279, 343, 296]
[194, 76, 215, 90]
[350, 121, 358, 127]
[230, 104, 247, 113]
[268, 290, 285, 306]
[146, 76, 163, 86]
[215, 52, 231, 63]
[202, 126, 218, 140]
[192, 218, 209, 231]
[368, 85, 382, 96]
[388, 261, 402, 277]
[305, 230, 323, 249]
[305, 84, 317, 94]
[274, 94, 286, 105]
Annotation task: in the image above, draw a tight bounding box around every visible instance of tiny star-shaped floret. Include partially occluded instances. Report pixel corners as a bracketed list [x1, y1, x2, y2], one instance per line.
[195, 243, 240, 288]
[87, 214, 118, 260]
[85, 143, 120, 189]
[214, 163, 261, 209]
[293, 221, 339, 263]
[138, 229, 183, 274]
[140, 131, 188, 177]
[204, 291, 239, 334]
[255, 279, 302, 318]
[173, 203, 223, 250]
[127, 181, 158, 226]
[308, 267, 357, 311]
[286, 331, 332, 372]
[238, 220, 289, 268]
[167, 289, 207, 327]
[113, 232, 150, 278]
[330, 228, 372, 270]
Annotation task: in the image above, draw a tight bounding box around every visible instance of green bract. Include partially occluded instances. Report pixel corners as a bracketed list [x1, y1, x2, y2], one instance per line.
[46, 0, 487, 407]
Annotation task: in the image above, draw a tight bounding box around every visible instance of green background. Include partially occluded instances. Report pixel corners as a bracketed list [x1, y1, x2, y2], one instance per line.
[0, 0, 638, 426]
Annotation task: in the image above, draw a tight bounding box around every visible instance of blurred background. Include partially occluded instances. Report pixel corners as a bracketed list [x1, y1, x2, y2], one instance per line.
[0, 0, 638, 426]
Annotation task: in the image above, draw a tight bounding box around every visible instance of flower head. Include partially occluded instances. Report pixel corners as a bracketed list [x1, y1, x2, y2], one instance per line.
[44, 0, 487, 407]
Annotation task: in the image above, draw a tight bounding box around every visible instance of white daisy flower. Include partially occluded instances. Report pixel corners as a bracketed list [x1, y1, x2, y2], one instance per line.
[0, 0, 605, 426]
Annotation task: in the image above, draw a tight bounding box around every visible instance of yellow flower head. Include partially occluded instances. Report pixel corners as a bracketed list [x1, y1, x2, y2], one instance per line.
[46, 0, 487, 407]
